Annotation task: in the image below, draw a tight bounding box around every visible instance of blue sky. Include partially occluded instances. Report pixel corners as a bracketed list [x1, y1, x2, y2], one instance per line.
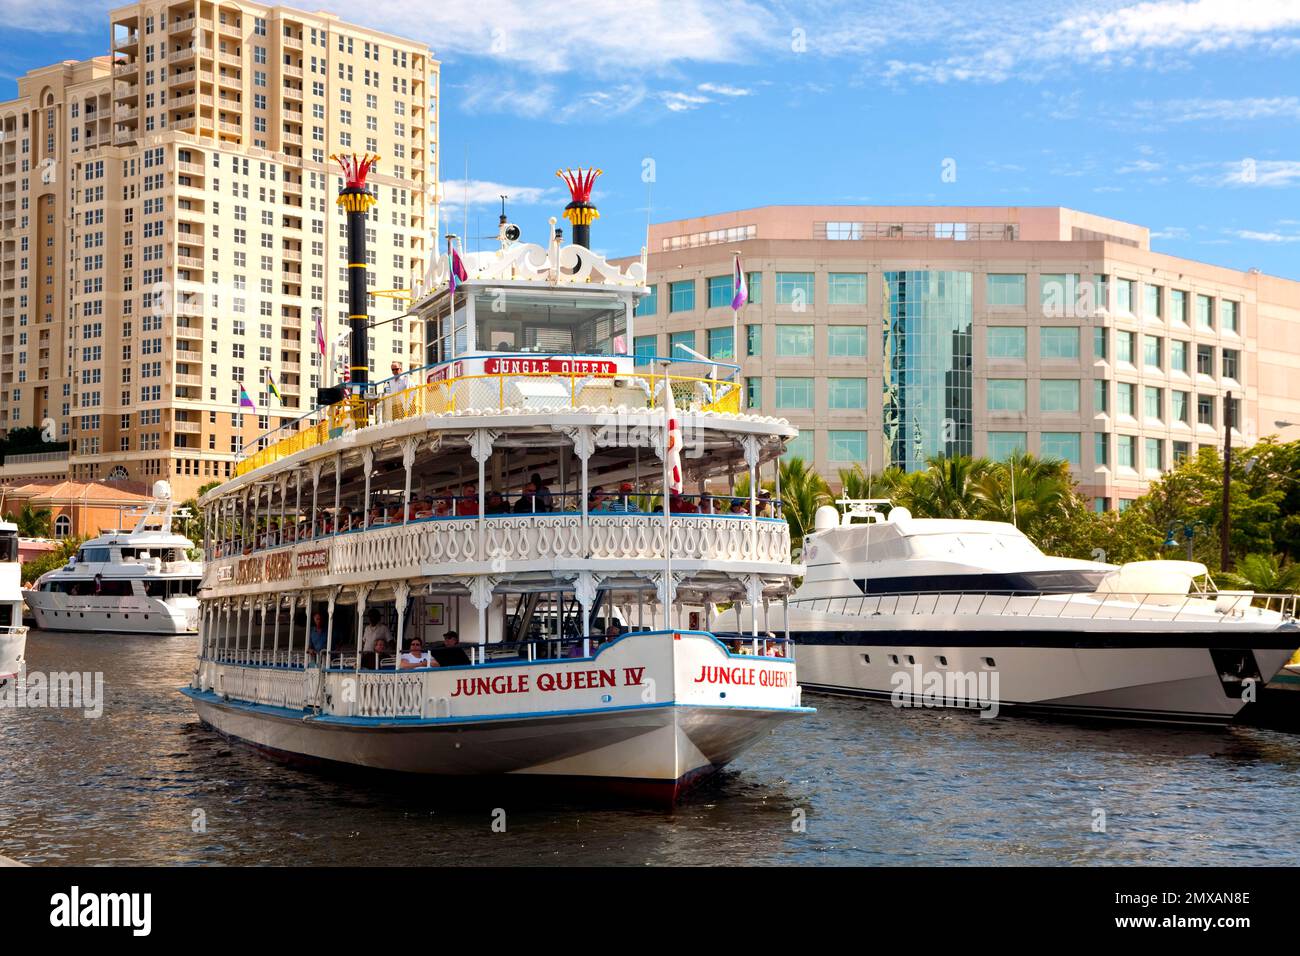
[3, 0, 1299, 276]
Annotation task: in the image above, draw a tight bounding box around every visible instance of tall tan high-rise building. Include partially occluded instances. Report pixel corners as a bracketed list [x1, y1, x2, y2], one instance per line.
[0, 2, 438, 500]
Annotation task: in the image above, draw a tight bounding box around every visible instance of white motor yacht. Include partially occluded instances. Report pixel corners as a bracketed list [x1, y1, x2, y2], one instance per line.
[0, 522, 27, 684]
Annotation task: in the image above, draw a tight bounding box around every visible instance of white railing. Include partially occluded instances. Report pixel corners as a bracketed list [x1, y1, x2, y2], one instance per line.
[791, 590, 1300, 625]
[212, 662, 318, 710]
[210, 513, 790, 587]
[354, 671, 425, 718]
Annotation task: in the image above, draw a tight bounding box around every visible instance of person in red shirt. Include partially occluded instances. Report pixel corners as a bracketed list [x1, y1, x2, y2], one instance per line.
[456, 482, 480, 516]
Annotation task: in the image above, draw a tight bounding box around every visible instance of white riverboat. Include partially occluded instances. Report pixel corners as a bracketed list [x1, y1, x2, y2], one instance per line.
[23, 482, 201, 635]
[768, 500, 1300, 726]
[0, 522, 27, 684]
[183, 171, 810, 803]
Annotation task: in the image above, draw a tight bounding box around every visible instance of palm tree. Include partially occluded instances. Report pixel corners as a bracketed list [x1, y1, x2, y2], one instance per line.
[973, 453, 1074, 539]
[909, 455, 992, 518]
[9, 504, 53, 538]
[1219, 553, 1300, 594]
[779, 457, 831, 556]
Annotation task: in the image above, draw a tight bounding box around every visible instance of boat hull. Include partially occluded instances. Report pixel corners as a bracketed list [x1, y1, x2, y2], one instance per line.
[0, 627, 24, 682]
[24, 592, 198, 635]
[788, 628, 1299, 727]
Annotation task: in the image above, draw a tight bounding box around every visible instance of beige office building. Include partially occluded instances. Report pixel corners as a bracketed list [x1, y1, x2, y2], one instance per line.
[632, 206, 1300, 509]
[0, 2, 437, 500]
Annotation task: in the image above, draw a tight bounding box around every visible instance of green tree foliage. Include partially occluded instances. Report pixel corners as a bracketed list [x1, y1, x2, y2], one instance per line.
[21, 536, 85, 584]
[3, 504, 53, 538]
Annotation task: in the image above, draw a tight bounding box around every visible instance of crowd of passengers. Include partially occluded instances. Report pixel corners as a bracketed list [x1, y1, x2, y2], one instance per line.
[216, 474, 778, 556]
[289, 611, 789, 668]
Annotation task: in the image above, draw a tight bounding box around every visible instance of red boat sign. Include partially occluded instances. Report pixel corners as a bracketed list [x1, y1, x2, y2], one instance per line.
[484, 357, 618, 377]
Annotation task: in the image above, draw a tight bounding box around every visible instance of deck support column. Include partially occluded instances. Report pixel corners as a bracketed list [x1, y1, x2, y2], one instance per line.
[469, 429, 497, 563]
[400, 438, 419, 525]
[354, 584, 372, 673]
[743, 435, 760, 558]
[362, 447, 375, 530]
[393, 582, 411, 672]
[746, 575, 763, 654]
[333, 453, 342, 536]
[324, 587, 339, 669]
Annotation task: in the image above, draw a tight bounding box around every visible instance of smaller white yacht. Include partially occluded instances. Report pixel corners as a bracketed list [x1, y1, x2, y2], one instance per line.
[0, 521, 27, 684]
[776, 500, 1300, 726]
[24, 481, 201, 635]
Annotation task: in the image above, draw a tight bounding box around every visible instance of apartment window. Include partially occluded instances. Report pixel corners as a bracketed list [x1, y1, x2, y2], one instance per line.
[1196, 294, 1213, 329]
[1170, 340, 1188, 373]
[1094, 433, 1109, 467]
[775, 377, 814, 410]
[1144, 283, 1162, 319]
[1041, 432, 1081, 466]
[775, 272, 814, 307]
[1040, 380, 1080, 412]
[1144, 386, 1163, 421]
[1116, 382, 1135, 417]
[707, 326, 735, 360]
[669, 280, 695, 312]
[782, 431, 814, 463]
[1117, 434, 1136, 469]
[1170, 289, 1188, 325]
[745, 376, 762, 409]
[1197, 394, 1215, 426]
[827, 378, 867, 410]
[827, 273, 867, 305]
[1116, 278, 1134, 313]
[987, 327, 1026, 359]
[1222, 348, 1240, 381]
[1093, 327, 1107, 361]
[1220, 300, 1239, 333]
[1093, 380, 1108, 414]
[988, 432, 1027, 460]
[1172, 440, 1190, 464]
[1116, 331, 1134, 364]
[1196, 344, 1215, 376]
[776, 325, 814, 357]
[986, 274, 1026, 307]
[1143, 334, 1162, 369]
[827, 326, 867, 357]
[1172, 390, 1190, 424]
[1040, 273, 1080, 314]
[746, 273, 762, 305]
[1145, 437, 1164, 473]
[746, 324, 762, 357]
[987, 379, 1027, 412]
[1040, 327, 1079, 360]
[634, 285, 657, 317]
[828, 430, 867, 463]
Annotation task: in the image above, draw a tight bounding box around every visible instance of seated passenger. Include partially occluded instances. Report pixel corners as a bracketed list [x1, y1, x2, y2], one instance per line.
[605, 622, 624, 642]
[587, 486, 607, 512]
[399, 637, 433, 669]
[435, 496, 453, 517]
[414, 495, 435, 519]
[729, 498, 748, 515]
[485, 490, 509, 514]
[456, 483, 480, 516]
[757, 489, 774, 517]
[430, 629, 471, 667]
[606, 482, 641, 514]
[308, 611, 328, 658]
[512, 482, 539, 513]
[361, 608, 391, 652]
[361, 636, 389, 669]
[530, 472, 554, 512]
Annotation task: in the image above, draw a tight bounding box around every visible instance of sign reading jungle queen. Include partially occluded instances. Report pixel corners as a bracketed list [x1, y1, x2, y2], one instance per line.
[484, 357, 619, 377]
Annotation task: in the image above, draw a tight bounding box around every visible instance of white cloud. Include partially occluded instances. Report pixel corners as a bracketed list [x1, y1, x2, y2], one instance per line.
[1151, 226, 1190, 239]
[1220, 159, 1300, 187]
[1135, 96, 1300, 122]
[698, 82, 753, 97]
[436, 179, 564, 229]
[1117, 159, 1162, 173]
[1228, 228, 1300, 242]
[660, 91, 712, 112]
[0, 0, 98, 33]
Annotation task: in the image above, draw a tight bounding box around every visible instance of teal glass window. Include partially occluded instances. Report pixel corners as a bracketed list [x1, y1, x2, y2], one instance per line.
[1143, 334, 1162, 369]
[987, 379, 1026, 411]
[1116, 382, 1135, 416]
[1040, 379, 1080, 412]
[1222, 348, 1239, 381]
[988, 431, 1027, 460]
[707, 275, 732, 309]
[1116, 279, 1134, 313]
[745, 376, 762, 410]
[669, 279, 695, 313]
[1041, 431, 1081, 465]
[1171, 390, 1189, 423]
[1094, 432, 1109, 466]
[1170, 340, 1188, 373]
[1116, 330, 1134, 364]
[1040, 327, 1080, 359]
[707, 326, 734, 361]
[987, 274, 1026, 307]
[746, 324, 762, 357]
[1144, 386, 1162, 420]
[669, 330, 695, 358]
[827, 377, 867, 409]
[746, 272, 762, 305]
[1170, 289, 1187, 325]
[1172, 440, 1190, 464]
[987, 326, 1026, 359]
[827, 325, 867, 357]
[775, 272, 814, 307]
[1094, 379, 1108, 414]
[781, 431, 814, 463]
[634, 285, 657, 317]
[1145, 437, 1164, 472]
[828, 273, 867, 305]
[828, 430, 866, 463]
[1040, 274, 1080, 314]
[1220, 300, 1239, 333]
[776, 325, 814, 357]
[1117, 434, 1135, 468]
[1197, 294, 1213, 328]
[1093, 327, 1107, 360]
[775, 377, 814, 409]
[1144, 284, 1162, 319]
[633, 334, 657, 365]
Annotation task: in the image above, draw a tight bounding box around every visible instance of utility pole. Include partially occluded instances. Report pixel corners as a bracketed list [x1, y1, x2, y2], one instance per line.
[1220, 390, 1233, 572]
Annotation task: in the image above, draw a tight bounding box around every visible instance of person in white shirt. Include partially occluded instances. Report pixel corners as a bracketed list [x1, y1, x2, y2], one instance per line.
[386, 361, 411, 395]
[360, 609, 392, 653]
[399, 637, 435, 669]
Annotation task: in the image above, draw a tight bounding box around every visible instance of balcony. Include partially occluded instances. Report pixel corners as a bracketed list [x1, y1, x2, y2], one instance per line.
[114, 31, 139, 51]
[113, 60, 137, 77]
[282, 315, 301, 330]
[171, 68, 196, 86]
[173, 420, 201, 433]
[114, 107, 138, 122]
[170, 17, 196, 34]
[178, 161, 205, 176]
[281, 131, 302, 146]
[219, 21, 241, 38]
[282, 248, 302, 262]
[283, 85, 303, 101]
[280, 361, 300, 374]
[218, 52, 242, 67]
[173, 374, 202, 388]
[175, 321, 203, 340]
[219, 122, 242, 136]
[177, 254, 204, 269]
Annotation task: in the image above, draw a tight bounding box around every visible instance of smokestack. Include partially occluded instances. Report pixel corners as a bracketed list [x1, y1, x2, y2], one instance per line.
[557, 167, 601, 250]
[333, 153, 380, 391]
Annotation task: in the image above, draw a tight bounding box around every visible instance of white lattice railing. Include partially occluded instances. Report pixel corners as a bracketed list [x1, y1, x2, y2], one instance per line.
[208, 514, 790, 587]
[211, 663, 318, 710]
[353, 671, 426, 718]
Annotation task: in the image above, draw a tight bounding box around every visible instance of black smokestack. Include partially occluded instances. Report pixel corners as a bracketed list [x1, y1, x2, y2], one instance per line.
[333, 153, 380, 389]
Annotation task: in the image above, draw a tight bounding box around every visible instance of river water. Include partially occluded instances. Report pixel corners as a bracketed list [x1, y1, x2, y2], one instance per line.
[2, 629, 1298, 866]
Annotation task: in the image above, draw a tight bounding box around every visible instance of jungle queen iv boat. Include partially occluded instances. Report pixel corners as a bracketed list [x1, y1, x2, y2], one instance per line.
[182, 160, 809, 802]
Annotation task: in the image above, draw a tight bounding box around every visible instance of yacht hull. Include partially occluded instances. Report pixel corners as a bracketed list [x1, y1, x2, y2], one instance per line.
[24, 593, 198, 635]
[789, 628, 1299, 726]
[0, 627, 25, 682]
